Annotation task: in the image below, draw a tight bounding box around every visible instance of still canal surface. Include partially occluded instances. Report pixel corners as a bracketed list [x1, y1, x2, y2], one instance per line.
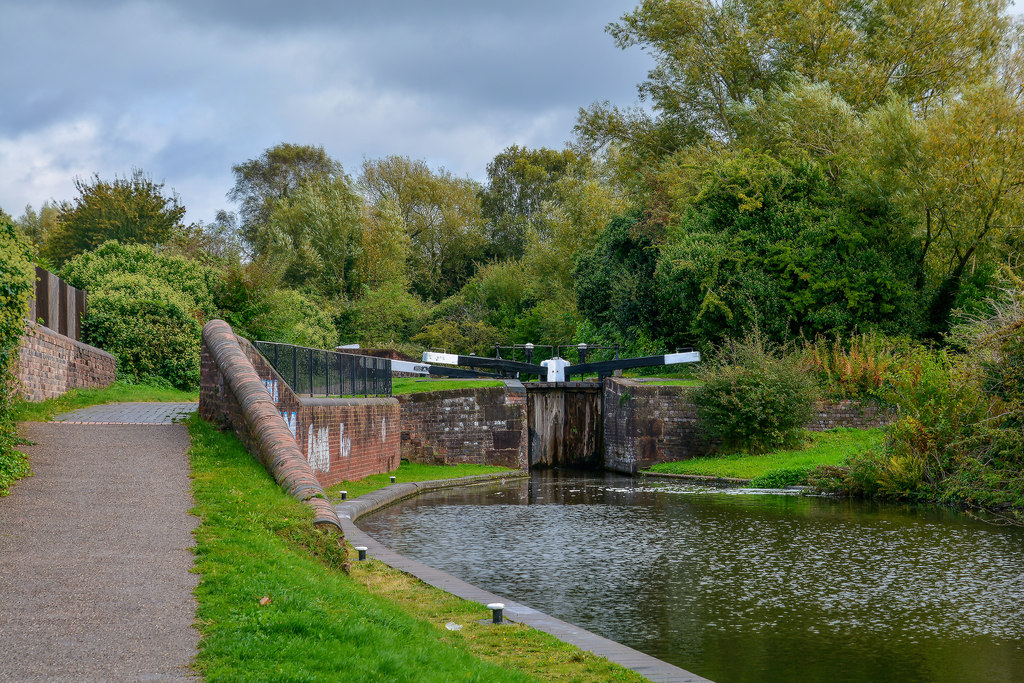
[359, 470, 1024, 683]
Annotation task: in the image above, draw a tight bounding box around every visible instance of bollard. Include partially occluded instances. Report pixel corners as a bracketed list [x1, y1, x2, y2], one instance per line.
[340, 490, 347, 500]
[355, 546, 367, 561]
[390, 476, 396, 483]
[487, 602, 505, 624]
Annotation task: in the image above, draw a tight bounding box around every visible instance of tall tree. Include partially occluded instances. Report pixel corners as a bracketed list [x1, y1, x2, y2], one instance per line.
[228, 143, 343, 251]
[360, 156, 486, 302]
[257, 173, 364, 299]
[579, 0, 1008, 154]
[479, 146, 579, 260]
[15, 202, 59, 249]
[43, 170, 187, 266]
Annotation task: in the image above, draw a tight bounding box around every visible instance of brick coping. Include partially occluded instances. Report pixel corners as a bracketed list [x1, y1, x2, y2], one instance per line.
[336, 473, 713, 683]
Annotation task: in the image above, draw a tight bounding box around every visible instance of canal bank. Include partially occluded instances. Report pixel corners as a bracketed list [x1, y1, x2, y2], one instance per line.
[336, 473, 712, 683]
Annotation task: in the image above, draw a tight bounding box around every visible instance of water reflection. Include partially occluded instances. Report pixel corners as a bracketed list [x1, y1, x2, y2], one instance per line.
[359, 470, 1024, 683]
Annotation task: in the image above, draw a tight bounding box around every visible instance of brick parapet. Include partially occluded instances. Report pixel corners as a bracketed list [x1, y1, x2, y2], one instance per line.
[16, 320, 116, 401]
[603, 378, 896, 474]
[202, 320, 375, 532]
[396, 380, 528, 469]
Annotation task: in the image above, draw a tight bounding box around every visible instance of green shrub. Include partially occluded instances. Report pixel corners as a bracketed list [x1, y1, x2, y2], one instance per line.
[748, 467, 810, 488]
[0, 221, 34, 494]
[799, 332, 906, 401]
[84, 274, 202, 390]
[348, 282, 429, 346]
[692, 328, 819, 453]
[62, 241, 218, 318]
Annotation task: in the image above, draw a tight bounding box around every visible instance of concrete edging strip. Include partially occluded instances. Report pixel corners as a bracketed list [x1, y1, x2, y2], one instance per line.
[638, 471, 751, 486]
[202, 319, 343, 532]
[336, 473, 713, 683]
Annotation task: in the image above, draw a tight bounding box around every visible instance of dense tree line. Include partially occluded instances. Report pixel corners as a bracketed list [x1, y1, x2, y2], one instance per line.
[4, 0, 1023, 390]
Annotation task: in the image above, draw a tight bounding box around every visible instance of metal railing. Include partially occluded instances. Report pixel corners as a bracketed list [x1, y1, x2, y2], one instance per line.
[253, 340, 392, 398]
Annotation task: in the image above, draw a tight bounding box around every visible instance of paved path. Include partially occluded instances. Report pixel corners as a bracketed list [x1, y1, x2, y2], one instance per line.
[0, 403, 199, 681]
[52, 402, 199, 425]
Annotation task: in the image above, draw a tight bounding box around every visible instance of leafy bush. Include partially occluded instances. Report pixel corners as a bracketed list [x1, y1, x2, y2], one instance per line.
[748, 467, 810, 488]
[84, 274, 202, 390]
[62, 241, 218, 318]
[345, 283, 429, 346]
[692, 328, 820, 453]
[799, 332, 905, 400]
[0, 221, 34, 494]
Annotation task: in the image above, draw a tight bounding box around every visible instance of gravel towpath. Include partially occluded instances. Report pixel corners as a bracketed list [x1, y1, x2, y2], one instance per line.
[0, 404, 199, 682]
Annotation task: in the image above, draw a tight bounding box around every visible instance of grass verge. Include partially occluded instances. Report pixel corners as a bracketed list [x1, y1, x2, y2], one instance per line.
[12, 380, 198, 422]
[391, 378, 506, 395]
[187, 415, 643, 682]
[325, 461, 518, 502]
[645, 428, 884, 483]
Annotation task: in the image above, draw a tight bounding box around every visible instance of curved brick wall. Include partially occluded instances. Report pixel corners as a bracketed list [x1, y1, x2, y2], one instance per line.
[199, 319, 342, 532]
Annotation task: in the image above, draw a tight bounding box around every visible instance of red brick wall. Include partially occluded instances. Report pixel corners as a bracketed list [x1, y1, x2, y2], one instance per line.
[16, 321, 116, 401]
[201, 328, 401, 489]
[397, 383, 528, 469]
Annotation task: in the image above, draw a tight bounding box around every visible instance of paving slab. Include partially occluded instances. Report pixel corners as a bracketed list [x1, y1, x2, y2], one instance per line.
[0, 422, 198, 681]
[52, 402, 198, 425]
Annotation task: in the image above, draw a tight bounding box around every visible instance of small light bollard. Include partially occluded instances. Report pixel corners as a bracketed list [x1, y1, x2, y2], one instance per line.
[355, 546, 368, 561]
[487, 602, 505, 624]
[390, 476, 396, 483]
[340, 490, 347, 500]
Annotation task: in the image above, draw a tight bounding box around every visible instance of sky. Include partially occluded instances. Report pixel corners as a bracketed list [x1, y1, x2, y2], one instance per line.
[0, 0, 652, 224]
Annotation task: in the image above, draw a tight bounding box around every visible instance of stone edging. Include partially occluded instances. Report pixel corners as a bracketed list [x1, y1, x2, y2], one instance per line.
[202, 319, 342, 531]
[335, 473, 713, 683]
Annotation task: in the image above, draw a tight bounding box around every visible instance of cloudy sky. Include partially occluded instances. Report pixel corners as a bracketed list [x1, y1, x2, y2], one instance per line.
[0, 0, 651, 223]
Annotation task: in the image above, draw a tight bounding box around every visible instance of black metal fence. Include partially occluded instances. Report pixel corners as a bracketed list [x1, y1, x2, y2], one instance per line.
[253, 340, 392, 397]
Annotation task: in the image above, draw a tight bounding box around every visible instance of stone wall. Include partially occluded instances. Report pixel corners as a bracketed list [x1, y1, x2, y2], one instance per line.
[200, 319, 400, 496]
[397, 381, 528, 469]
[16, 321, 116, 401]
[603, 378, 895, 474]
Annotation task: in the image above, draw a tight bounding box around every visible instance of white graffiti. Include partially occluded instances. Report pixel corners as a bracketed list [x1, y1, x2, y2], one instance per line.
[307, 424, 331, 473]
[381, 417, 387, 443]
[282, 411, 297, 438]
[262, 379, 279, 403]
[339, 422, 352, 459]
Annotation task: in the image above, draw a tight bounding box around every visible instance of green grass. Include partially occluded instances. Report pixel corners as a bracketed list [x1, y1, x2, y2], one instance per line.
[646, 428, 885, 481]
[325, 461, 518, 502]
[391, 378, 506, 395]
[632, 379, 700, 387]
[12, 381, 198, 422]
[187, 415, 643, 682]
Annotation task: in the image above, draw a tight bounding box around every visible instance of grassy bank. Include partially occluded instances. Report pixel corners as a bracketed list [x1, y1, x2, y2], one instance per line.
[187, 415, 643, 682]
[325, 461, 517, 501]
[12, 381, 198, 422]
[645, 428, 884, 485]
[391, 378, 506, 395]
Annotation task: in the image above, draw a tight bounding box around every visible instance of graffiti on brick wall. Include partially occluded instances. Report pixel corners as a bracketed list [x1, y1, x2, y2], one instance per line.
[307, 424, 330, 472]
[381, 417, 387, 443]
[339, 422, 352, 458]
[282, 411, 297, 437]
[262, 378, 279, 403]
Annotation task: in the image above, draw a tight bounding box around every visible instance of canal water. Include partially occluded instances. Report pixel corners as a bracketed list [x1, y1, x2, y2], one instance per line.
[359, 470, 1024, 683]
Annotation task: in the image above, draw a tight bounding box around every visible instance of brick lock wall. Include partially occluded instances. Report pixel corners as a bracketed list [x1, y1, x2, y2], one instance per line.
[603, 378, 896, 474]
[16, 321, 116, 401]
[200, 331, 401, 489]
[397, 382, 528, 469]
